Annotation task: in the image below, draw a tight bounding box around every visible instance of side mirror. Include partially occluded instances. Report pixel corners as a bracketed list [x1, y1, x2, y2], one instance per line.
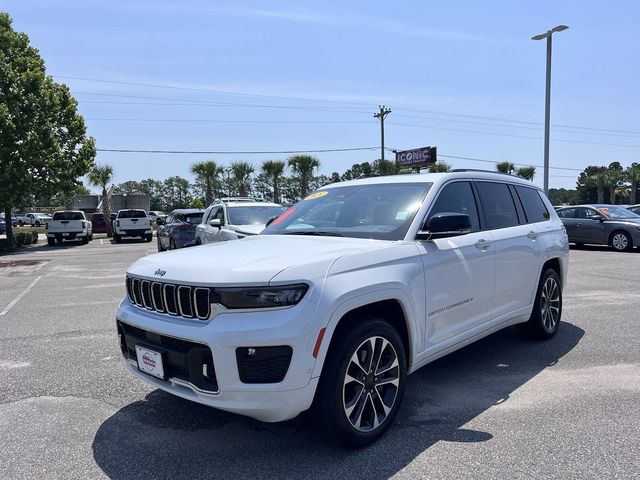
[589, 214, 605, 222]
[209, 218, 222, 228]
[417, 213, 471, 240]
[265, 215, 278, 228]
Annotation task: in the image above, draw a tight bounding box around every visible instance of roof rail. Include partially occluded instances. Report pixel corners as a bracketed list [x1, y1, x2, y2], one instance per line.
[215, 197, 257, 203]
[450, 168, 514, 176]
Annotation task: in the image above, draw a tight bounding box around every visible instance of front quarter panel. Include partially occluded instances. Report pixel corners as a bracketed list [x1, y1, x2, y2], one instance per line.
[308, 242, 426, 377]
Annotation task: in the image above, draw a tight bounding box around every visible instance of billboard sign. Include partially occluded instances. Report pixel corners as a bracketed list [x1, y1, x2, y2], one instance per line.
[396, 146, 437, 168]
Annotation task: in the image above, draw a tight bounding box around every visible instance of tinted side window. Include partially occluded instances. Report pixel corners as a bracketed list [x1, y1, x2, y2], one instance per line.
[515, 186, 550, 223]
[476, 182, 519, 229]
[427, 181, 480, 232]
[557, 208, 576, 218]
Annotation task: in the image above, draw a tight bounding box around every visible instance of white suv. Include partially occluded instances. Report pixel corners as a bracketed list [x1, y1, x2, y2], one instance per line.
[195, 198, 285, 245]
[117, 171, 568, 447]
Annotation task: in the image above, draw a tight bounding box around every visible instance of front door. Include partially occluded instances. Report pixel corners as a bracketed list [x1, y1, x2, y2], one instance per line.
[418, 180, 497, 348]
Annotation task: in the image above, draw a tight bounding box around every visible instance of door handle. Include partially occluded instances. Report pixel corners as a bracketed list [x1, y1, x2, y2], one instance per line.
[475, 239, 492, 250]
[576, 222, 582, 227]
[527, 231, 538, 240]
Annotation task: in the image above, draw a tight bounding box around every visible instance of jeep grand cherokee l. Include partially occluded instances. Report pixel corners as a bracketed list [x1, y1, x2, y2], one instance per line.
[116, 171, 569, 447]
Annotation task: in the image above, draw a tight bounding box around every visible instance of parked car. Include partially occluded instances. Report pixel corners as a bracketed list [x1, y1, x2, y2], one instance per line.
[195, 197, 286, 245]
[114, 209, 153, 243]
[556, 204, 640, 251]
[91, 213, 108, 234]
[157, 209, 204, 251]
[148, 211, 167, 224]
[45, 210, 92, 245]
[627, 204, 640, 215]
[117, 171, 568, 447]
[17, 212, 52, 227]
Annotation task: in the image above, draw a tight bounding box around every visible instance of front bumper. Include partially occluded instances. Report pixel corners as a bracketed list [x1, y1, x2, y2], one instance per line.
[116, 297, 322, 422]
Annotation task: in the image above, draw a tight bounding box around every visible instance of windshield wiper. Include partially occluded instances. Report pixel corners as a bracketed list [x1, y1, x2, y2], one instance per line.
[282, 231, 344, 237]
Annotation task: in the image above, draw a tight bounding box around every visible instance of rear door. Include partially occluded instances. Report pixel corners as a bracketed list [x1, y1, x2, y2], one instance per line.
[557, 208, 578, 242]
[475, 181, 540, 319]
[419, 180, 496, 347]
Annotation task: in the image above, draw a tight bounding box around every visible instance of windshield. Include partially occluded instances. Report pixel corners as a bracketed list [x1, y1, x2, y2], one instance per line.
[53, 212, 83, 221]
[598, 206, 640, 219]
[228, 205, 286, 225]
[262, 182, 432, 240]
[118, 210, 147, 219]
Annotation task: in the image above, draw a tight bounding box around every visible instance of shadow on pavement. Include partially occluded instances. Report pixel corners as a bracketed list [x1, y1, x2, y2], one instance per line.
[92, 322, 584, 479]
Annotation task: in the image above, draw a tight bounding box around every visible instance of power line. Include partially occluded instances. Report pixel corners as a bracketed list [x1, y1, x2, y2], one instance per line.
[61, 76, 638, 136]
[87, 118, 373, 125]
[436, 154, 583, 171]
[96, 147, 378, 154]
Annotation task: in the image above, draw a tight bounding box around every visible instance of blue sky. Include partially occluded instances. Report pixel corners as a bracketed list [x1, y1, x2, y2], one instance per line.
[8, 0, 640, 190]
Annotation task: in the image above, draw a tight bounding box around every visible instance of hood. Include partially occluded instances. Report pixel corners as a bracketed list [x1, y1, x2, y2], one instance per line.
[127, 234, 398, 286]
[229, 224, 265, 236]
[607, 218, 640, 226]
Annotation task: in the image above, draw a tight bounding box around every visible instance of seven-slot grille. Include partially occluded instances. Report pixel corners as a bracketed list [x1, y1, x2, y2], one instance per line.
[126, 276, 212, 320]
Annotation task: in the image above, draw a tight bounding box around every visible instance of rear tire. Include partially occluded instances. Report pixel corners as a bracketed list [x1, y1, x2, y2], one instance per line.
[145, 234, 153, 242]
[610, 231, 632, 251]
[47, 238, 55, 246]
[314, 318, 406, 448]
[522, 268, 562, 340]
[35, 221, 41, 227]
[170, 239, 177, 250]
[82, 234, 89, 244]
[114, 233, 121, 243]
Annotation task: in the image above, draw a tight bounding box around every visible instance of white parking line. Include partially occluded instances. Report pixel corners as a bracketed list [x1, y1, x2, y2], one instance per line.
[0, 276, 42, 316]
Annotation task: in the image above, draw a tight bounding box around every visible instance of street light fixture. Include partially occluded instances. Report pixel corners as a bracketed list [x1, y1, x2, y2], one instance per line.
[532, 24, 569, 194]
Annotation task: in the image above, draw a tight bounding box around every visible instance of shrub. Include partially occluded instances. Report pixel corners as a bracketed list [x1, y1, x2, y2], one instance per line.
[15, 232, 32, 246]
[31, 231, 38, 244]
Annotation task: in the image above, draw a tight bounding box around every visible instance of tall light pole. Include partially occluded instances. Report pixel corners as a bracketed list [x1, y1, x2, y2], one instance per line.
[532, 24, 569, 194]
[374, 105, 391, 160]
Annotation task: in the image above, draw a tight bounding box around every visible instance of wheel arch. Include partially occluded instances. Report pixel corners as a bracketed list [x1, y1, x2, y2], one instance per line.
[312, 293, 416, 379]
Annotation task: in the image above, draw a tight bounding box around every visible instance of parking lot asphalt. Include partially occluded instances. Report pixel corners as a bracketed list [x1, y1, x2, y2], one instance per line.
[0, 240, 638, 479]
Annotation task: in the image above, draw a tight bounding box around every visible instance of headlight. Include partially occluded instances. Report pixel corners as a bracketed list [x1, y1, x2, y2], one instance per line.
[216, 284, 308, 309]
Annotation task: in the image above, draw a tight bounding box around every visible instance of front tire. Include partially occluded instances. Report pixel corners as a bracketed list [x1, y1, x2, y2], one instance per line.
[114, 233, 121, 243]
[314, 319, 406, 448]
[610, 231, 632, 251]
[522, 268, 562, 339]
[47, 238, 55, 246]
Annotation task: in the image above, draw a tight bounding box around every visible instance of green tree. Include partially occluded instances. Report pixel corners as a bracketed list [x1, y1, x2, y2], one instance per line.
[372, 159, 399, 176]
[87, 164, 115, 237]
[604, 162, 624, 204]
[516, 166, 536, 181]
[427, 162, 452, 173]
[576, 165, 607, 203]
[191, 160, 223, 206]
[261, 160, 286, 203]
[328, 172, 342, 183]
[229, 161, 255, 197]
[625, 163, 640, 205]
[496, 161, 516, 174]
[0, 13, 96, 249]
[547, 188, 578, 206]
[288, 154, 320, 199]
[162, 176, 192, 210]
[113, 180, 142, 195]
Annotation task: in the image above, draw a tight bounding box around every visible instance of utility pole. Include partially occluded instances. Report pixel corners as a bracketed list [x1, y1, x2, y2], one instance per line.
[374, 105, 392, 161]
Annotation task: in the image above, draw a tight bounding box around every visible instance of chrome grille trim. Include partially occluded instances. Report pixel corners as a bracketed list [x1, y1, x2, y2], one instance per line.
[194, 288, 211, 320]
[164, 284, 178, 316]
[177, 286, 194, 318]
[126, 275, 212, 321]
[141, 280, 153, 310]
[151, 282, 165, 312]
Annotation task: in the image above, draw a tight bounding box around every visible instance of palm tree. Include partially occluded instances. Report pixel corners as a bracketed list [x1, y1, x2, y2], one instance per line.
[87, 164, 115, 237]
[427, 162, 451, 173]
[496, 161, 516, 174]
[191, 160, 223, 206]
[288, 154, 320, 198]
[589, 172, 608, 204]
[261, 160, 286, 203]
[604, 168, 623, 204]
[516, 166, 536, 181]
[229, 161, 255, 197]
[626, 163, 640, 204]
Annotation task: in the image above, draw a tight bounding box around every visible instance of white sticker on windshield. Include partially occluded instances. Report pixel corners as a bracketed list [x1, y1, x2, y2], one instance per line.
[395, 211, 409, 220]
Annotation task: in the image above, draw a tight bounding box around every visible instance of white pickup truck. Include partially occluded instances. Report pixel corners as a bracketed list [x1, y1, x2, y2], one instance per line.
[114, 209, 153, 243]
[15, 212, 52, 227]
[45, 210, 93, 245]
